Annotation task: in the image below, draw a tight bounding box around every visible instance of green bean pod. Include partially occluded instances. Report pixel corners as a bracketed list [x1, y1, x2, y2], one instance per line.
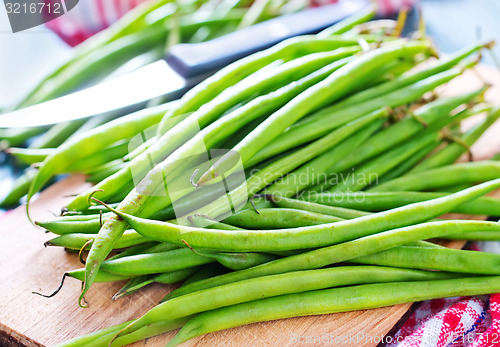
[223, 208, 343, 229]
[28, 119, 87, 149]
[188, 214, 244, 230]
[318, 4, 376, 36]
[118, 266, 458, 338]
[100, 248, 214, 276]
[304, 191, 500, 216]
[182, 109, 389, 222]
[351, 244, 500, 274]
[188, 248, 277, 270]
[263, 195, 369, 219]
[377, 140, 441, 183]
[0, 127, 48, 147]
[168, 276, 500, 346]
[28, 102, 172, 203]
[441, 231, 500, 241]
[45, 230, 150, 250]
[322, 41, 486, 111]
[103, 180, 500, 252]
[6, 147, 53, 165]
[371, 161, 500, 192]
[113, 268, 198, 300]
[0, 168, 37, 207]
[67, 268, 132, 283]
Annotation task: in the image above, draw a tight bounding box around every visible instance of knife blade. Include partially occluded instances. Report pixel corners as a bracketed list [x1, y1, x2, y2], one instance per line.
[0, 0, 370, 128]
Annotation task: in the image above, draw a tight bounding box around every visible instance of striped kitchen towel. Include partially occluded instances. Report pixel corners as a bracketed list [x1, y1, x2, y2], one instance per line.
[386, 243, 500, 347]
[46, 0, 417, 46]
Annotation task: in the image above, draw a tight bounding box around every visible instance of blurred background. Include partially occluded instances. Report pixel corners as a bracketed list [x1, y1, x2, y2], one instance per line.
[1, 0, 500, 108]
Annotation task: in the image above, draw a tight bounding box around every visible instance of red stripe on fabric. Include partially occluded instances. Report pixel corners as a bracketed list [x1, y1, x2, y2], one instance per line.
[94, 0, 108, 29]
[114, 0, 124, 18]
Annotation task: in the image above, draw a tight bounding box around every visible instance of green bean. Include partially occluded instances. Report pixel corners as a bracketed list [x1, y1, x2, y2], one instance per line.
[318, 5, 376, 36]
[67, 268, 132, 283]
[441, 231, 500, 241]
[156, 36, 362, 135]
[247, 63, 469, 166]
[24, 26, 168, 106]
[36, 217, 109, 235]
[265, 119, 383, 197]
[304, 191, 500, 216]
[409, 107, 500, 174]
[108, 242, 159, 261]
[100, 248, 214, 276]
[329, 130, 441, 192]
[377, 140, 441, 183]
[102, 179, 500, 252]
[139, 168, 246, 221]
[188, 214, 244, 230]
[69, 49, 359, 211]
[45, 230, 150, 250]
[142, 242, 179, 254]
[351, 244, 500, 274]
[0, 167, 37, 207]
[27, 102, 172, 203]
[187, 248, 277, 270]
[56, 317, 191, 347]
[55, 320, 134, 347]
[113, 268, 198, 300]
[168, 276, 500, 346]
[78, 54, 360, 305]
[0, 127, 48, 147]
[28, 119, 87, 149]
[182, 263, 229, 287]
[6, 147, 53, 165]
[68, 140, 130, 174]
[197, 42, 431, 185]
[371, 161, 500, 192]
[263, 195, 369, 219]
[85, 160, 126, 183]
[118, 266, 458, 338]
[223, 208, 343, 229]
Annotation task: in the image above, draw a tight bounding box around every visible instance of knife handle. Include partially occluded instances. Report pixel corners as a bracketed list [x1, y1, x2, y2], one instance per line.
[166, 0, 370, 78]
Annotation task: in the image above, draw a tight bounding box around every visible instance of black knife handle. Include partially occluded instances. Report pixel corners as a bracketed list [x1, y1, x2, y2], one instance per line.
[166, 0, 370, 78]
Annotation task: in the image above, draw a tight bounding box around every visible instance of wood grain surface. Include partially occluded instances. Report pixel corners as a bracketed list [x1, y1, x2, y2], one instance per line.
[0, 65, 499, 347]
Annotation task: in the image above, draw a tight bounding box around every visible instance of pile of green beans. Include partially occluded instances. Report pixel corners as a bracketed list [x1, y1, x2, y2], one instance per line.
[18, 8, 500, 346]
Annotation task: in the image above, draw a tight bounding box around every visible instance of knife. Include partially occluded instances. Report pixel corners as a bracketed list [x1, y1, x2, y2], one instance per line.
[0, 0, 370, 128]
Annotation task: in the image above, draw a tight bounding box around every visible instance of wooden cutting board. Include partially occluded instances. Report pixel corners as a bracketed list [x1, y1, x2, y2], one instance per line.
[1, 65, 500, 347]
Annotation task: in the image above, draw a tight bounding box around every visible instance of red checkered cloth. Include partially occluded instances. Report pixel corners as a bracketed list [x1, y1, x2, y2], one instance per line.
[385, 243, 500, 347]
[46, 0, 417, 46]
